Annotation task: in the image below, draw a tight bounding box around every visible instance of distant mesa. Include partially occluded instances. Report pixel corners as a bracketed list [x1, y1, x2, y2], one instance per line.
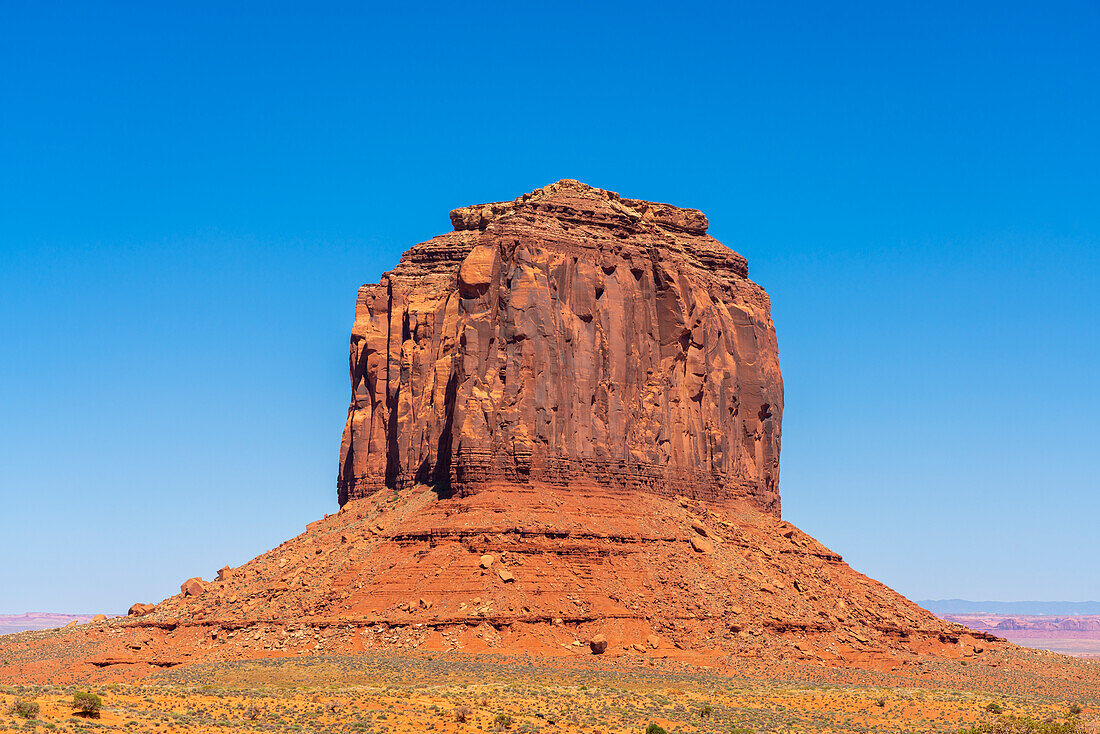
[920, 599, 1100, 616]
[933, 611, 1100, 659]
[0, 613, 111, 635]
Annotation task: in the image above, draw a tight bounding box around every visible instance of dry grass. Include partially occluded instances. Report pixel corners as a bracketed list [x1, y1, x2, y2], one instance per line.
[1, 652, 1096, 733]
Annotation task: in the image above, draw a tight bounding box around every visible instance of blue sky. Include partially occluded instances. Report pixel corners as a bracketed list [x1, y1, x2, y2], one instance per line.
[1, 1, 1097, 614]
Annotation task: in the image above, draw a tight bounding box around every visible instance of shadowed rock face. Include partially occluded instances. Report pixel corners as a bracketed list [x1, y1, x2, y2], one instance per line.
[338, 180, 783, 515]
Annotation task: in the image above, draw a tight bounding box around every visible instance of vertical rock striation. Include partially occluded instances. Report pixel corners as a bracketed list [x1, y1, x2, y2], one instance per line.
[338, 180, 783, 515]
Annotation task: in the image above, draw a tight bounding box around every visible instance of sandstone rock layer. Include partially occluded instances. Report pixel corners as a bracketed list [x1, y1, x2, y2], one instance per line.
[338, 180, 782, 515]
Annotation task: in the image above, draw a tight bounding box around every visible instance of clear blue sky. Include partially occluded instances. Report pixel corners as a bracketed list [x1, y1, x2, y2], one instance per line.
[1, 2, 1097, 614]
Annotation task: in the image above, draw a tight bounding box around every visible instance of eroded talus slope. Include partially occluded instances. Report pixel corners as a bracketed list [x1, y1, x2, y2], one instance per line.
[338, 180, 782, 515]
[0, 485, 999, 683]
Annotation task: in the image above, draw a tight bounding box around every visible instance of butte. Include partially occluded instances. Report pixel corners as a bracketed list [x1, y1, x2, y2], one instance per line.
[0, 180, 1002, 681]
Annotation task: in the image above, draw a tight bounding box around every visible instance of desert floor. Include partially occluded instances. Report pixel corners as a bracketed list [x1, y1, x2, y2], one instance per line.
[2, 652, 1097, 734]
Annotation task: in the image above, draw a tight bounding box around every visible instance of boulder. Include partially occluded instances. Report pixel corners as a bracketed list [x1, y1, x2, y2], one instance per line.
[589, 634, 608, 654]
[128, 603, 155, 617]
[181, 578, 207, 597]
[690, 536, 713, 554]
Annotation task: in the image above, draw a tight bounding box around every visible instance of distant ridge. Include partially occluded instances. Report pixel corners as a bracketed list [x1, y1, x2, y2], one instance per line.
[0, 613, 98, 635]
[920, 600, 1100, 615]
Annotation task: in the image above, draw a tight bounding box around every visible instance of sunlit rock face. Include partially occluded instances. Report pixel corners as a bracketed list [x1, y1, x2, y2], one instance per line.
[338, 180, 783, 516]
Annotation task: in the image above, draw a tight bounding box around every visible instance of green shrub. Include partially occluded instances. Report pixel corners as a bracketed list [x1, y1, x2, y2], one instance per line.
[958, 715, 1082, 734]
[455, 705, 472, 723]
[985, 702, 1004, 714]
[1068, 704, 1082, 716]
[699, 704, 713, 717]
[494, 713, 514, 729]
[646, 725, 667, 734]
[10, 700, 39, 719]
[72, 691, 102, 718]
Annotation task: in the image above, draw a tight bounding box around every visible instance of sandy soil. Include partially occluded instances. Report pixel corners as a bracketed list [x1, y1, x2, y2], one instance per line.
[1, 651, 1097, 733]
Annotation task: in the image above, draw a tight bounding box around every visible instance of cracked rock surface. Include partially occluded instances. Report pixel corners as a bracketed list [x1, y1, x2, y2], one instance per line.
[339, 180, 782, 515]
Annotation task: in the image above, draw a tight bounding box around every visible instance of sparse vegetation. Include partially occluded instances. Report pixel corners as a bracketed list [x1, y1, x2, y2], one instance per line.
[986, 702, 1005, 714]
[9, 699, 39, 719]
[71, 691, 102, 718]
[0, 653, 1093, 734]
[958, 715, 1083, 734]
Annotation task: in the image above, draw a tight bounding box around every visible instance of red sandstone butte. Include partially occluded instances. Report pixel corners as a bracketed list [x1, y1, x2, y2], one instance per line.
[338, 179, 782, 515]
[0, 180, 1021, 684]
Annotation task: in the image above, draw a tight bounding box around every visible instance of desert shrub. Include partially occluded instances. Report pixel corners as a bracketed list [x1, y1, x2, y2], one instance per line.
[986, 703, 1004, 714]
[494, 713, 514, 729]
[246, 704, 263, 720]
[730, 728, 755, 734]
[1068, 704, 1083, 716]
[646, 725, 668, 734]
[455, 705, 472, 723]
[10, 700, 39, 719]
[72, 691, 102, 718]
[699, 704, 713, 717]
[958, 715, 1082, 734]
[874, 696, 887, 707]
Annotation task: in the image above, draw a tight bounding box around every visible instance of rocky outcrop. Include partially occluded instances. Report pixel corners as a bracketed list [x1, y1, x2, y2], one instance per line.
[338, 180, 783, 515]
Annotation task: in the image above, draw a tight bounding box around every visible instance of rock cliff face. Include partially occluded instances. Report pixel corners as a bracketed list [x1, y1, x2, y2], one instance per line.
[338, 180, 783, 515]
